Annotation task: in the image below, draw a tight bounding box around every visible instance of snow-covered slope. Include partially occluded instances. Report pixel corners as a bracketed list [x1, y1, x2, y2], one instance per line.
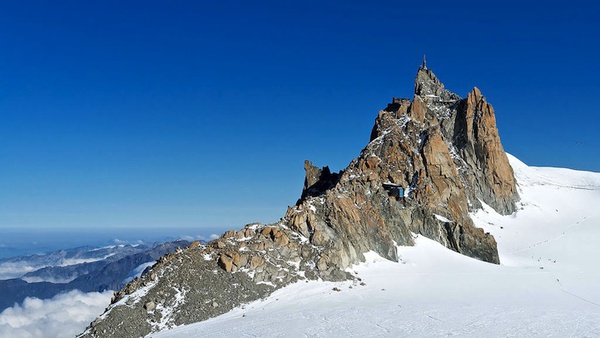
[152, 155, 600, 337]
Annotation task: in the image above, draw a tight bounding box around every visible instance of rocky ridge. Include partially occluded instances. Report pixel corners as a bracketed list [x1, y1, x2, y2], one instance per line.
[80, 65, 518, 338]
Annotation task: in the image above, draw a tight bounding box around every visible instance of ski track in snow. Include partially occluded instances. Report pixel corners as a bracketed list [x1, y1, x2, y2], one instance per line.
[151, 154, 600, 337]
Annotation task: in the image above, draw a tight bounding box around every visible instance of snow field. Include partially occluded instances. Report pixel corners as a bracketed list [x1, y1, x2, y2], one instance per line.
[152, 155, 600, 337]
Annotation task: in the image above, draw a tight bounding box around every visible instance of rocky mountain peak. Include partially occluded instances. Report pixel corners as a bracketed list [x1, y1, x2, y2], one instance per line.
[414, 66, 460, 102]
[81, 64, 519, 338]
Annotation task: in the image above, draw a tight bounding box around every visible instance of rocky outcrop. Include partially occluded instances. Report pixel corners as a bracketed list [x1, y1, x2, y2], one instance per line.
[80, 225, 330, 338]
[80, 64, 518, 338]
[452, 87, 519, 214]
[300, 160, 341, 200]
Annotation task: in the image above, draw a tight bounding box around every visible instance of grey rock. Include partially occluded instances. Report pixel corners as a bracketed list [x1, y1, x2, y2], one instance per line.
[144, 301, 155, 311]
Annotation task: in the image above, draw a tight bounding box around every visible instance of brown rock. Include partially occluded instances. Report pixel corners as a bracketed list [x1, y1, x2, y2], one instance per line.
[249, 256, 265, 270]
[453, 87, 519, 214]
[222, 230, 237, 239]
[317, 256, 328, 271]
[237, 254, 248, 268]
[274, 233, 289, 246]
[217, 254, 234, 272]
[409, 95, 426, 123]
[261, 227, 272, 237]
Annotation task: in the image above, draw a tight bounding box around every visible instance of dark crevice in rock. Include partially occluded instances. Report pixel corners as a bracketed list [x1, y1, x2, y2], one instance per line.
[444, 222, 460, 252]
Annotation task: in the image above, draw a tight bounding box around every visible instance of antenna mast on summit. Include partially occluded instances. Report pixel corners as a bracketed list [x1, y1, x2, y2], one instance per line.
[422, 54, 427, 69]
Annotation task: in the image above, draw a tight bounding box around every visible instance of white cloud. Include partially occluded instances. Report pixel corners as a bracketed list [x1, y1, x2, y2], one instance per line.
[0, 290, 112, 338]
[0, 254, 116, 281]
[0, 262, 39, 280]
[178, 235, 195, 242]
[20, 276, 75, 284]
[178, 234, 220, 242]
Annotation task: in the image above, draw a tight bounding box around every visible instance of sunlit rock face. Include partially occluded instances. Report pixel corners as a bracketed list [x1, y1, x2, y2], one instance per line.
[80, 65, 518, 338]
[288, 65, 518, 269]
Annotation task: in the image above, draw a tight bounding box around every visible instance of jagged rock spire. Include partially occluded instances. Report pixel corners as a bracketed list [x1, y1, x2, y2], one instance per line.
[452, 87, 519, 214]
[414, 66, 460, 101]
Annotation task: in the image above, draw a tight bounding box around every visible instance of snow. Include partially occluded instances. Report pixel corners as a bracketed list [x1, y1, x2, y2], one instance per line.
[151, 154, 600, 337]
[60, 253, 116, 267]
[286, 260, 301, 270]
[235, 236, 253, 242]
[433, 214, 452, 223]
[150, 286, 187, 332]
[111, 279, 158, 310]
[395, 115, 411, 129]
[246, 223, 260, 231]
[123, 261, 156, 284]
[368, 130, 391, 147]
[88, 245, 117, 251]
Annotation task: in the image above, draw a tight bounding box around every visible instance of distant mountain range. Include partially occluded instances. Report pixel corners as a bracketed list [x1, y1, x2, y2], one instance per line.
[0, 240, 191, 311]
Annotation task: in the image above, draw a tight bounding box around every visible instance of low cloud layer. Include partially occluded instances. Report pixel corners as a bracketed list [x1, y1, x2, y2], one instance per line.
[0, 262, 38, 280]
[0, 290, 112, 338]
[179, 233, 219, 242]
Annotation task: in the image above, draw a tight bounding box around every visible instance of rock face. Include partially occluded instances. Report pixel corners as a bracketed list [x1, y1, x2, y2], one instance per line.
[453, 87, 519, 214]
[80, 65, 518, 338]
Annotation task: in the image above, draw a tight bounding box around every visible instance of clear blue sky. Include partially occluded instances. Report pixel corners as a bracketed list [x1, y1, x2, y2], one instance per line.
[1, 1, 598, 236]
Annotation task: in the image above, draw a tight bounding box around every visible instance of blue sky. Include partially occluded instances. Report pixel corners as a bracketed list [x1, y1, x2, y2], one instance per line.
[0, 1, 598, 238]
